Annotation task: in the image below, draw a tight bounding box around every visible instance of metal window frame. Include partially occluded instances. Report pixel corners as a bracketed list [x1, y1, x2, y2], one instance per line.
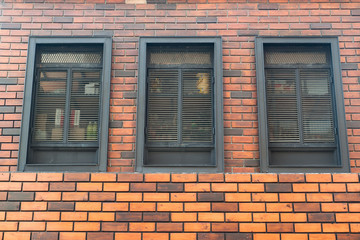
[136, 37, 224, 173]
[18, 36, 112, 172]
[256, 37, 349, 173]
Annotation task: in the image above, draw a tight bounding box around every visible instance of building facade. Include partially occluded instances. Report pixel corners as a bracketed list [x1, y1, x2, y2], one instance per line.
[0, 0, 360, 239]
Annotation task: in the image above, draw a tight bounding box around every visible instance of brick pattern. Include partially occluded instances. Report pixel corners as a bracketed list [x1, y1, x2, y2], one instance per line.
[0, 1, 359, 173]
[0, 173, 359, 239]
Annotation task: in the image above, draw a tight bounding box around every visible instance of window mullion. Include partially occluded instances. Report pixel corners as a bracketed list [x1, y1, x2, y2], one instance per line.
[63, 68, 72, 143]
[296, 69, 304, 144]
[178, 69, 182, 145]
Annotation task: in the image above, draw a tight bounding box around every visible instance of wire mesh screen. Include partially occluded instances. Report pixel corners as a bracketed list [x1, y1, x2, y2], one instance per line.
[147, 70, 179, 142]
[266, 69, 300, 143]
[182, 71, 213, 143]
[68, 70, 101, 142]
[300, 69, 335, 143]
[33, 71, 67, 142]
[265, 48, 328, 65]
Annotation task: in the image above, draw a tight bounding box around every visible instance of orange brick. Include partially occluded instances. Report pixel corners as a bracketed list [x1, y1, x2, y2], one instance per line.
[59, 232, 86, 240]
[62, 192, 88, 201]
[279, 174, 305, 183]
[322, 223, 349, 232]
[130, 202, 156, 211]
[22, 182, 49, 191]
[211, 183, 237, 192]
[171, 213, 197, 222]
[333, 174, 359, 182]
[280, 213, 307, 222]
[350, 224, 360, 232]
[238, 183, 264, 192]
[21, 202, 47, 211]
[157, 223, 183, 232]
[61, 212, 88, 221]
[184, 223, 210, 232]
[143, 233, 169, 240]
[225, 213, 252, 222]
[171, 193, 196, 202]
[104, 183, 129, 191]
[198, 173, 224, 182]
[253, 233, 280, 240]
[145, 173, 170, 182]
[4, 232, 30, 240]
[320, 183, 346, 192]
[306, 174, 332, 182]
[225, 193, 251, 202]
[37, 173, 63, 182]
[281, 234, 307, 240]
[170, 233, 196, 240]
[198, 213, 224, 222]
[34, 212, 60, 221]
[91, 173, 117, 182]
[225, 174, 251, 182]
[171, 174, 197, 182]
[239, 223, 266, 232]
[74, 222, 100, 231]
[239, 203, 265, 212]
[0, 222, 18, 231]
[158, 203, 183, 212]
[88, 212, 115, 221]
[10, 172, 36, 181]
[252, 193, 278, 202]
[77, 183, 103, 191]
[6, 212, 32, 221]
[75, 202, 101, 211]
[117, 193, 142, 201]
[295, 223, 322, 232]
[129, 222, 155, 232]
[279, 193, 305, 202]
[252, 174, 277, 182]
[293, 183, 319, 192]
[35, 192, 61, 201]
[19, 221, 45, 231]
[307, 193, 333, 202]
[47, 222, 73, 231]
[103, 202, 128, 211]
[253, 213, 279, 222]
[309, 234, 336, 240]
[347, 183, 360, 192]
[115, 233, 141, 240]
[185, 203, 210, 212]
[336, 213, 360, 222]
[349, 203, 360, 212]
[0, 182, 22, 191]
[321, 203, 348, 212]
[144, 193, 169, 201]
[185, 183, 210, 192]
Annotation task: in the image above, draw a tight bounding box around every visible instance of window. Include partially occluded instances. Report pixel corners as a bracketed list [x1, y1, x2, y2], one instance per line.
[136, 37, 223, 172]
[256, 37, 349, 172]
[18, 37, 112, 172]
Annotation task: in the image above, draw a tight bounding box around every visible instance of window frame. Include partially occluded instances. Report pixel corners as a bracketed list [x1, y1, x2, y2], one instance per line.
[18, 37, 112, 172]
[255, 37, 349, 173]
[136, 37, 224, 173]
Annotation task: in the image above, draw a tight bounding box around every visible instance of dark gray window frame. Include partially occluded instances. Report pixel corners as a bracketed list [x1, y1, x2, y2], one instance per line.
[18, 36, 112, 172]
[136, 37, 224, 173]
[255, 37, 349, 173]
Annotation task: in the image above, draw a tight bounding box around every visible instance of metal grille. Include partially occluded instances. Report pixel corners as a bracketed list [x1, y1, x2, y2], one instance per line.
[265, 50, 327, 65]
[182, 71, 213, 143]
[149, 51, 211, 65]
[266, 69, 300, 143]
[147, 70, 179, 142]
[33, 71, 67, 142]
[68, 70, 101, 142]
[301, 69, 335, 143]
[41, 52, 102, 64]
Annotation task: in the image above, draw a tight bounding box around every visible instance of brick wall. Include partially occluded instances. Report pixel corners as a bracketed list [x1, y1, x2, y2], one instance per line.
[1, 0, 360, 239]
[0, 173, 359, 240]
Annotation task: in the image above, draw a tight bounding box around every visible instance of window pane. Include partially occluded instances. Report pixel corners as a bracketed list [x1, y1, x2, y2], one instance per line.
[301, 69, 335, 143]
[265, 48, 328, 65]
[182, 71, 213, 143]
[40, 52, 102, 64]
[147, 70, 179, 142]
[33, 71, 67, 142]
[68, 70, 101, 142]
[266, 69, 300, 143]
